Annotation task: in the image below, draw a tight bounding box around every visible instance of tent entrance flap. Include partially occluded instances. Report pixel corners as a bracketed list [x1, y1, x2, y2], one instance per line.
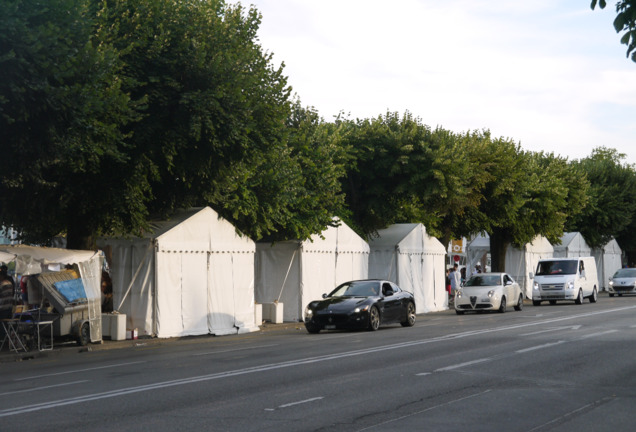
[116, 243, 153, 311]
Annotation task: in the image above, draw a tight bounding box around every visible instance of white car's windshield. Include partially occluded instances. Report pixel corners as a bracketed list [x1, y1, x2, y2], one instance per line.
[464, 275, 501, 287]
[536, 260, 578, 276]
[613, 268, 636, 278]
[329, 281, 380, 297]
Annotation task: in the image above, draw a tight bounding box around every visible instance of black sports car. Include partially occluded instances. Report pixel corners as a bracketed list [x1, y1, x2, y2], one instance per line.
[303, 279, 416, 333]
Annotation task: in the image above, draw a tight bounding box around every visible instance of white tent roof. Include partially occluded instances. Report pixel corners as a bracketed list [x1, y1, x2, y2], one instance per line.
[368, 224, 447, 313]
[100, 207, 257, 338]
[0, 244, 100, 275]
[0, 250, 16, 263]
[553, 232, 591, 257]
[255, 218, 369, 322]
[368, 223, 446, 254]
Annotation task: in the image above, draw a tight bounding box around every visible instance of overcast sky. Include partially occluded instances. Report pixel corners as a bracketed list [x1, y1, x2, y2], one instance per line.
[237, 0, 636, 165]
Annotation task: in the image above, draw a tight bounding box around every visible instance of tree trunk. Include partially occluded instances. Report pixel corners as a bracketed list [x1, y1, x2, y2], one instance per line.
[66, 224, 97, 251]
[489, 229, 510, 273]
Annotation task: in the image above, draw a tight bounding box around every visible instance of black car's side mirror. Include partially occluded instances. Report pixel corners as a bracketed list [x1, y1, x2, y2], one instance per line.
[384, 289, 394, 296]
[322, 293, 328, 299]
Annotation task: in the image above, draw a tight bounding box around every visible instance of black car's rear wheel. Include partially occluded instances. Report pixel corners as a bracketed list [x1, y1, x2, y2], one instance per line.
[401, 302, 416, 327]
[368, 306, 380, 331]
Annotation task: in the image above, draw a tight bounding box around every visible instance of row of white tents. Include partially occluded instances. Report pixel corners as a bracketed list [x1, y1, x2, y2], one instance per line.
[1, 206, 623, 341]
[95, 207, 449, 338]
[465, 232, 622, 299]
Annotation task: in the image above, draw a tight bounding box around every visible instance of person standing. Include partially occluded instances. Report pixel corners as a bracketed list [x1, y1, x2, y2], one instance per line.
[449, 264, 461, 295]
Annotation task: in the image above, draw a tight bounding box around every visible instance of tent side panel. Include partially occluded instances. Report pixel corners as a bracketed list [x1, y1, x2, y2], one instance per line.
[231, 252, 258, 333]
[300, 251, 336, 322]
[178, 252, 209, 337]
[255, 244, 300, 322]
[108, 241, 155, 336]
[207, 253, 239, 335]
[155, 251, 185, 338]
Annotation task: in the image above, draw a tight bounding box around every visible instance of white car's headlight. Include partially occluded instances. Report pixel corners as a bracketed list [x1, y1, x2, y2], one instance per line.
[456, 291, 462, 299]
[567, 281, 574, 290]
[488, 290, 495, 298]
[533, 282, 539, 290]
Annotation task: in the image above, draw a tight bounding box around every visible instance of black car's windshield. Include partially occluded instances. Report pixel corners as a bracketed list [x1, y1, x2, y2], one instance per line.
[329, 281, 380, 297]
[464, 275, 501, 287]
[613, 268, 636, 278]
[535, 260, 578, 276]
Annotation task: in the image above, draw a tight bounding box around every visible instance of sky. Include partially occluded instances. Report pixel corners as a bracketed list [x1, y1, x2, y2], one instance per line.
[234, 0, 636, 165]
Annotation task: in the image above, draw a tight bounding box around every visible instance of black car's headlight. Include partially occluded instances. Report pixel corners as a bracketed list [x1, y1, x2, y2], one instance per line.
[305, 306, 313, 317]
[354, 305, 369, 313]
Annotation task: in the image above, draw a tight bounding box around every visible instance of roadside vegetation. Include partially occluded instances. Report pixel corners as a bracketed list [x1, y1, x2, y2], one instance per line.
[2, 0, 636, 267]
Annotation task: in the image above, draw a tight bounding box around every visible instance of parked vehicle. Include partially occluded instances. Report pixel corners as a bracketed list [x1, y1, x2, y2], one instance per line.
[531, 257, 598, 305]
[608, 268, 636, 297]
[303, 280, 416, 333]
[454, 273, 524, 314]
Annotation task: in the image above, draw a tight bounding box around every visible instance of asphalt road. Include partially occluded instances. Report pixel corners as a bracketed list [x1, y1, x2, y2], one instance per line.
[1, 294, 636, 431]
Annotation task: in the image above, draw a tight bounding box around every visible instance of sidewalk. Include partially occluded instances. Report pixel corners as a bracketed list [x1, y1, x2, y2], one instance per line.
[0, 320, 305, 363]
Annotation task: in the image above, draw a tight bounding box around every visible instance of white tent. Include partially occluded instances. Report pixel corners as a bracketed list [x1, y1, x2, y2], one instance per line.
[368, 224, 447, 313]
[98, 207, 258, 338]
[466, 234, 554, 299]
[592, 238, 623, 290]
[553, 232, 591, 257]
[466, 235, 490, 276]
[506, 235, 554, 299]
[255, 218, 369, 322]
[0, 244, 103, 342]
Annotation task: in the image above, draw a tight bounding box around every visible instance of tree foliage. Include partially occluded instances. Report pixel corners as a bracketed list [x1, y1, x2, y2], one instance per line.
[567, 147, 636, 248]
[592, 0, 636, 62]
[0, 0, 139, 247]
[1, 0, 348, 248]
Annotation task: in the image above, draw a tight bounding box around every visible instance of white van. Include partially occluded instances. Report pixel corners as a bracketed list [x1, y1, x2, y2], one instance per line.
[530, 257, 599, 306]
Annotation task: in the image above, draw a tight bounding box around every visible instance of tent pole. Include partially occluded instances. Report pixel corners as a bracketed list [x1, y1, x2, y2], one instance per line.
[277, 248, 297, 303]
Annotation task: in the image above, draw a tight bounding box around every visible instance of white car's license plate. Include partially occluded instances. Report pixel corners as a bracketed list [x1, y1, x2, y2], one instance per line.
[325, 325, 336, 330]
[481, 298, 490, 302]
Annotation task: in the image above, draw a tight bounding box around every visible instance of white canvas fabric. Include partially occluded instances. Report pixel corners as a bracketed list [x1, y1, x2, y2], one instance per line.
[506, 235, 554, 299]
[592, 238, 623, 290]
[99, 207, 258, 338]
[255, 218, 369, 322]
[553, 232, 592, 257]
[466, 234, 554, 299]
[368, 224, 447, 313]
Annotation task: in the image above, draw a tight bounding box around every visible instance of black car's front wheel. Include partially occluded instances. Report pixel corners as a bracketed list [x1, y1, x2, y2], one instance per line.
[368, 306, 380, 331]
[305, 323, 321, 334]
[401, 302, 416, 327]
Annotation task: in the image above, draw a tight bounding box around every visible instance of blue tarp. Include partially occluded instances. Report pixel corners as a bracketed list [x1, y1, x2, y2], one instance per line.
[54, 278, 87, 303]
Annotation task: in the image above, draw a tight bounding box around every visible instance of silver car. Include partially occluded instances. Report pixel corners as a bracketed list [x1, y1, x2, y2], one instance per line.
[608, 268, 636, 297]
[455, 272, 524, 314]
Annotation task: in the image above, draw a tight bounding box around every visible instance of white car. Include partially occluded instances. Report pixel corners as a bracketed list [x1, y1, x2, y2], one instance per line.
[608, 268, 636, 297]
[455, 273, 524, 314]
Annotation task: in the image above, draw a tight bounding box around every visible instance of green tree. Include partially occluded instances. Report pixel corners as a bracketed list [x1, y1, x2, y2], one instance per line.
[1, 0, 311, 248]
[0, 0, 139, 248]
[567, 147, 636, 248]
[462, 140, 588, 272]
[591, 0, 636, 62]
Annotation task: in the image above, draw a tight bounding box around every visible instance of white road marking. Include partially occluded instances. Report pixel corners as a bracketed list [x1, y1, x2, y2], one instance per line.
[278, 397, 323, 409]
[2, 305, 634, 417]
[436, 358, 492, 372]
[0, 381, 89, 396]
[14, 361, 147, 381]
[520, 325, 582, 336]
[193, 344, 279, 356]
[516, 341, 566, 353]
[416, 372, 431, 376]
[578, 330, 618, 339]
